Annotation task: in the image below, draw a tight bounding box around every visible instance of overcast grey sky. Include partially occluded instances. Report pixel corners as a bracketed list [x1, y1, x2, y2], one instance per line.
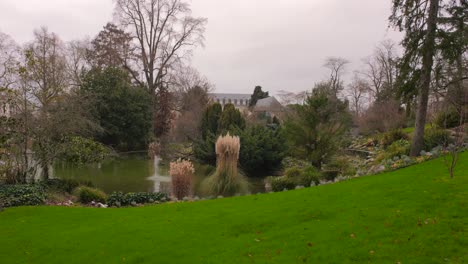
[0, 0, 402, 94]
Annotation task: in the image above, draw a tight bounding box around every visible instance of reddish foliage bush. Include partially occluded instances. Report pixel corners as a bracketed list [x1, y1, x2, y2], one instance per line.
[169, 159, 195, 200]
[359, 99, 405, 134]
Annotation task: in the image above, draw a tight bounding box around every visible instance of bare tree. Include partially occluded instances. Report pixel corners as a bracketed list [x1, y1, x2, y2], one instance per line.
[66, 39, 91, 89]
[115, 0, 207, 137]
[0, 31, 20, 90]
[361, 40, 399, 101]
[323, 57, 350, 97]
[347, 74, 370, 117]
[276, 90, 308, 105]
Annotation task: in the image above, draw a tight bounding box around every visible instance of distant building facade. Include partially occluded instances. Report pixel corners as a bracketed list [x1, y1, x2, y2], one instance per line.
[209, 93, 251, 110]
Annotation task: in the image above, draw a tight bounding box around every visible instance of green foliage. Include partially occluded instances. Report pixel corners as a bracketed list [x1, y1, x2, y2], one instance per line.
[195, 103, 246, 165]
[325, 156, 357, 176]
[271, 177, 296, 191]
[39, 179, 94, 194]
[193, 132, 217, 165]
[218, 104, 246, 133]
[0, 185, 46, 207]
[377, 139, 411, 161]
[424, 128, 451, 151]
[200, 103, 222, 139]
[81, 67, 153, 151]
[284, 87, 352, 168]
[300, 166, 322, 186]
[60, 136, 110, 164]
[271, 166, 321, 191]
[380, 129, 410, 148]
[285, 167, 302, 179]
[321, 170, 339, 182]
[107, 192, 168, 207]
[239, 125, 286, 177]
[73, 186, 107, 204]
[434, 108, 462, 129]
[249, 86, 269, 107]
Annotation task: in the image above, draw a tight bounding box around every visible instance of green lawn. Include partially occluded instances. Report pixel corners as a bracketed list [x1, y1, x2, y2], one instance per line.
[1, 153, 467, 264]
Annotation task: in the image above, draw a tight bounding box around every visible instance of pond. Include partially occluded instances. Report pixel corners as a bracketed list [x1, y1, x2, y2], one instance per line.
[53, 154, 266, 195]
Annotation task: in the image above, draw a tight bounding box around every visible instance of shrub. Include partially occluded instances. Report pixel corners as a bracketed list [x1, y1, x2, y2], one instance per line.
[322, 170, 339, 182]
[201, 133, 249, 196]
[107, 192, 168, 207]
[169, 159, 195, 200]
[285, 167, 302, 178]
[39, 178, 93, 194]
[424, 128, 451, 151]
[239, 125, 287, 177]
[301, 166, 321, 186]
[434, 108, 462, 129]
[280, 166, 321, 187]
[0, 184, 46, 207]
[377, 139, 410, 161]
[324, 156, 357, 176]
[380, 129, 409, 148]
[73, 186, 107, 204]
[271, 177, 296, 191]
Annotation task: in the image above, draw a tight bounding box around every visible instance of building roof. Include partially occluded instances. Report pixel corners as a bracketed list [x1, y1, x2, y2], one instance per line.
[255, 97, 277, 107]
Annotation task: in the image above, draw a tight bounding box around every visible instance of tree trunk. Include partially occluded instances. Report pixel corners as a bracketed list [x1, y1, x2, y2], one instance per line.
[410, 0, 440, 156]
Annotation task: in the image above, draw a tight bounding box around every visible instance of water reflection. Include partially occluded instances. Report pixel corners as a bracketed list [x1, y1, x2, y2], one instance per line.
[53, 154, 266, 195]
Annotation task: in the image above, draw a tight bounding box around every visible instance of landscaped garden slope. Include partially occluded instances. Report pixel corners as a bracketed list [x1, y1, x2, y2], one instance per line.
[1, 153, 467, 264]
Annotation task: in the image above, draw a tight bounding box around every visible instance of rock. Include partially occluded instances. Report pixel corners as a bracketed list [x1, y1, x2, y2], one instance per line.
[97, 203, 108, 208]
[217, 195, 224, 199]
[130, 201, 137, 206]
[420, 150, 427, 156]
[310, 182, 316, 187]
[148, 198, 154, 203]
[295, 185, 304, 190]
[182, 197, 190, 202]
[193, 196, 200, 201]
[425, 152, 433, 157]
[283, 188, 288, 192]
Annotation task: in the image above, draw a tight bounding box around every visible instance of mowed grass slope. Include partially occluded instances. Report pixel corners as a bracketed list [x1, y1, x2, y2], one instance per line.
[0, 153, 467, 264]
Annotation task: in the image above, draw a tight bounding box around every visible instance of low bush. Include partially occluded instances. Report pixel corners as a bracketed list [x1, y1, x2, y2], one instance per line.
[380, 129, 409, 148]
[301, 166, 321, 186]
[377, 139, 411, 162]
[285, 167, 302, 178]
[107, 192, 168, 207]
[322, 170, 339, 182]
[0, 184, 46, 207]
[424, 128, 451, 151]
[324, 156, 357, 176]
[73, 186, 107, 204]
[39, 179, 93, 194]
[271, 177, 297, 191]
[272, 166, 322, 191]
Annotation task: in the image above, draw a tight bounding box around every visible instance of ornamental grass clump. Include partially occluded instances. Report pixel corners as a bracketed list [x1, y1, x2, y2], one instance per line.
[201, 133, 249, 196]
[169, 159, 195, 200]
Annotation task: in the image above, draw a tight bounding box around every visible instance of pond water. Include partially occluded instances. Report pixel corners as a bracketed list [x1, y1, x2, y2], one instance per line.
[53, 154, 265, 195]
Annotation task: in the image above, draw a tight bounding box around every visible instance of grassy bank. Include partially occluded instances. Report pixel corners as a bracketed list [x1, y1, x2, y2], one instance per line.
[0, 153, 467, 263]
